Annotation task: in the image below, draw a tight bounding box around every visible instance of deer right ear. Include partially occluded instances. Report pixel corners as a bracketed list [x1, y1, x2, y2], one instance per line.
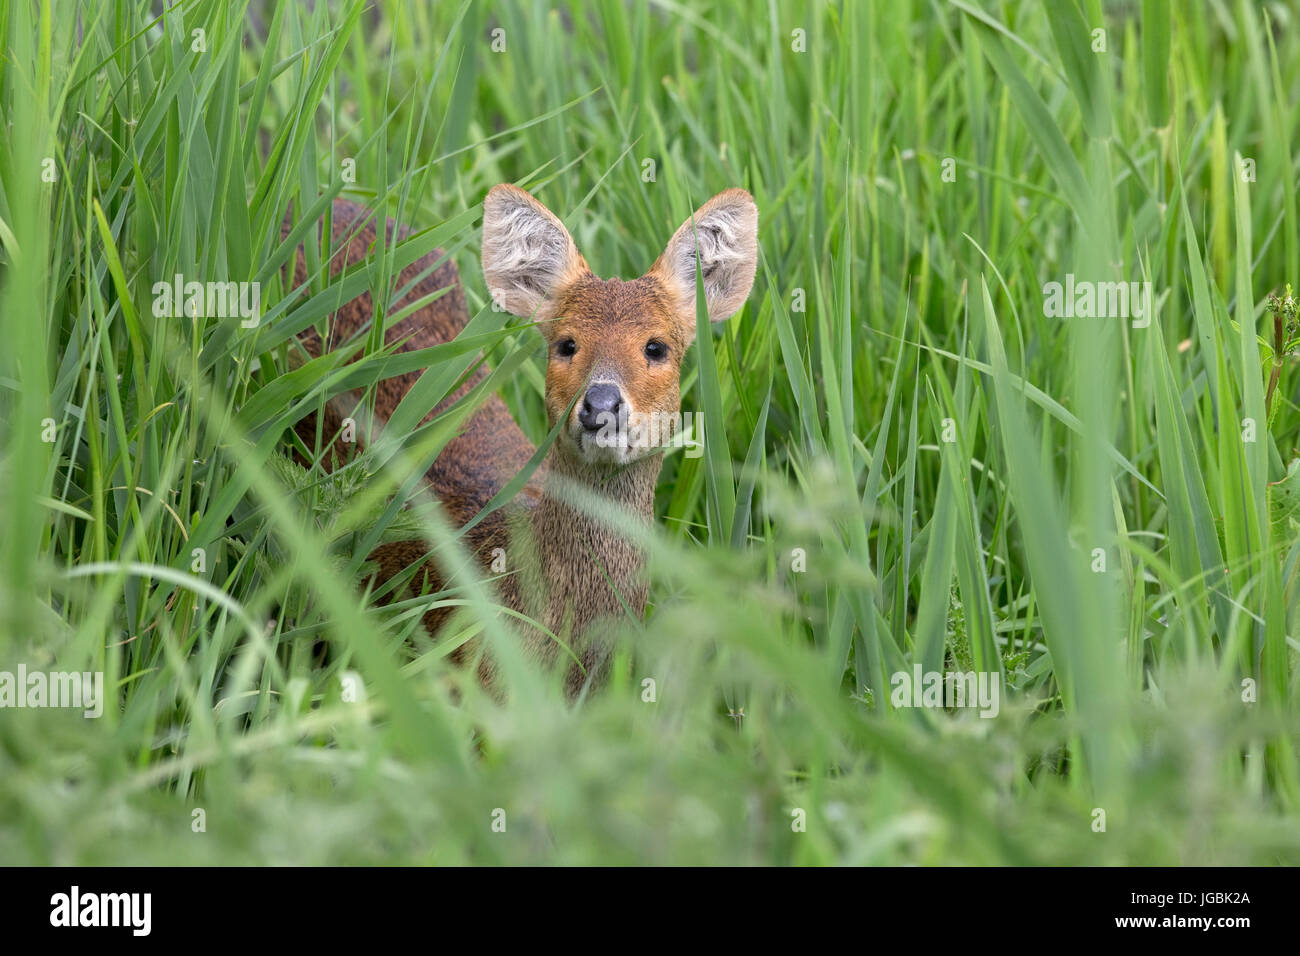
[481, 184, 586, 320]
[651, 188, 759, 332]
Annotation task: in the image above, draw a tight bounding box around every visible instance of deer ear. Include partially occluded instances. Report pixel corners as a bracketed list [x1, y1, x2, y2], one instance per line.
[651, 188, 758, 330]
[482, 184, 587, 320]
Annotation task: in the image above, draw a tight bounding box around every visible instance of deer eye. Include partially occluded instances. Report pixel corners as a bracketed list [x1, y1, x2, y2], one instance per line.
[645, 340, 669, 362]
[555, 337, 577, 358]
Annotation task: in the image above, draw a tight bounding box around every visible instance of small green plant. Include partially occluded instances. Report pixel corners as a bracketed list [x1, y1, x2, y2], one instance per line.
[1264, 284, 1300, 425]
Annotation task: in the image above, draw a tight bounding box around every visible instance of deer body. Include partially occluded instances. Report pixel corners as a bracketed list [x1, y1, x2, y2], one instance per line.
[289, 187, 758, 693]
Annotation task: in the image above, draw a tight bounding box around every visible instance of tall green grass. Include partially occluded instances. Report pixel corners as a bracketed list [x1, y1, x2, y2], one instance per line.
[1, 0, 1299, 864]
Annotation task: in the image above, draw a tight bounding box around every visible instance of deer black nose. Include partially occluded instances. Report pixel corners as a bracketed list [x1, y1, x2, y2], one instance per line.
[579, 383, 623, 431]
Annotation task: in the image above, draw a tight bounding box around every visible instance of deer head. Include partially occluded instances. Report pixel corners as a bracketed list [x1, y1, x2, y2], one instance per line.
[481, 184, 758, 467]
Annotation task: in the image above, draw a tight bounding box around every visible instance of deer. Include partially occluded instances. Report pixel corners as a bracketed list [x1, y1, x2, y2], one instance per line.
[286, 185, 759, 695]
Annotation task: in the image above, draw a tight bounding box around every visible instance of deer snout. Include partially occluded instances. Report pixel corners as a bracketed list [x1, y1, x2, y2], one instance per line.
[578, 383, 624, 432]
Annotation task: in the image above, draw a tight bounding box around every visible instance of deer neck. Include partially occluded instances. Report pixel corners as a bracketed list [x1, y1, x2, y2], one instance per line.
[517, 443, 661, 639]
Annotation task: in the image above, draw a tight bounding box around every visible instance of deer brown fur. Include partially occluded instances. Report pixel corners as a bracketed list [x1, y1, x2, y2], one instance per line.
[286, 186, 758, 695]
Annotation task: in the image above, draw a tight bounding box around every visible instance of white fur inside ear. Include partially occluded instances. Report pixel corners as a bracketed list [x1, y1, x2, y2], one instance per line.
[481, 186, 581, 318]
[655, 189, 758, 323]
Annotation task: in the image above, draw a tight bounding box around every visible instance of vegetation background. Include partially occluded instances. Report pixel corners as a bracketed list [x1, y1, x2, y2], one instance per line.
[2, 0, 1299, 864]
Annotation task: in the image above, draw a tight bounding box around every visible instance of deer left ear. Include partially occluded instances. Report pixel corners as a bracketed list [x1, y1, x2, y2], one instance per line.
[482, 183, 588, 322]
[651, 188, 758, 333]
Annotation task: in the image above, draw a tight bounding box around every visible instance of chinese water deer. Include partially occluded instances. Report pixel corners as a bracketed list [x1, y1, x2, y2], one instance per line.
[289, 185, 758, 694]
